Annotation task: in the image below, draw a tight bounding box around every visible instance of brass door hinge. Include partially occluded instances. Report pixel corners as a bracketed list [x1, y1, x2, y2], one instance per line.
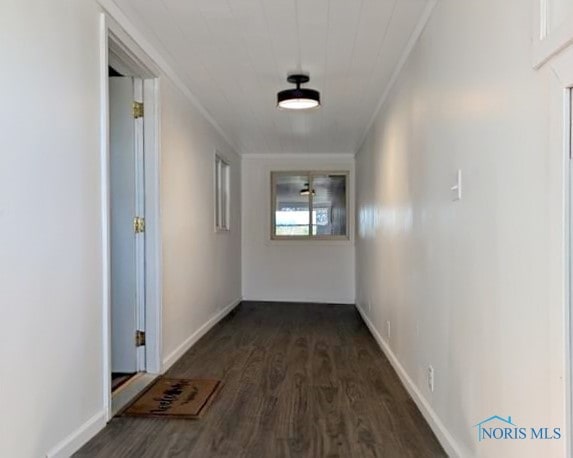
[133, 216, 145, 234]
[133, 101, 144, 119]
[135, 330, 146, 347]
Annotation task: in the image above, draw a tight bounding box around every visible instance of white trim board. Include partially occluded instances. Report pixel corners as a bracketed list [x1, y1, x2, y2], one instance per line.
[243, 297, 356, 305]
[142, 75, 163, 375]
[540, 44, 573, 458]
[564, 88, 572, 458]
[98, 12, 112, 422]
[100, 12, 164, 421]
[45, 411, 107, 458]
[355, 304, 463, 458]
[162, 298, 242, 371]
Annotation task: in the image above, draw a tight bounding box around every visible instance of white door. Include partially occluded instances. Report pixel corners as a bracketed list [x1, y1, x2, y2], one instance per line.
[109, 76, 145, 374]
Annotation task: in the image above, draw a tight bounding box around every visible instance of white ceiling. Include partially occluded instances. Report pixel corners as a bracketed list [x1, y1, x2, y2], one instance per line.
[111, 0, 431, 155]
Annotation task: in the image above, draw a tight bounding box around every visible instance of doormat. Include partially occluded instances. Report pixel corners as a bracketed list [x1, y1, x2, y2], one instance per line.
[121, 378, 222, 419]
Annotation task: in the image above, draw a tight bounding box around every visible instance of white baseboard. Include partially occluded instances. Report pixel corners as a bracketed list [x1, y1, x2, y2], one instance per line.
[46, 410, 107, 458]
[242, 297, 356, 305]
[46, 298, 241, 458]
[162, 297, 242, 371]
[355, 304, 463, 458]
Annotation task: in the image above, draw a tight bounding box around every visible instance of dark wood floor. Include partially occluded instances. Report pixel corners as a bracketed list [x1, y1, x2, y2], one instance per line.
[76, 302, 446, 458]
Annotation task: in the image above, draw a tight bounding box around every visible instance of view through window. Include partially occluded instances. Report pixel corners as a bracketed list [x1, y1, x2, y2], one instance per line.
[271, 172, 348, 239]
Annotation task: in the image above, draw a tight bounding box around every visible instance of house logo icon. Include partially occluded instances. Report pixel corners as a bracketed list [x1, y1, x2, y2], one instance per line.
[473, 415, 562, 442]
[473, 415, 519, 442]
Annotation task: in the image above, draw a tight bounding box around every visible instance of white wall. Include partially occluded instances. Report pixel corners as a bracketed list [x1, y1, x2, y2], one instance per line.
[356, 1, 567, 457]
[161, 79, 242, 367]
[0, 2, 104, 457]
[242, 155, 355, 304]
[0, 1, 241, 457]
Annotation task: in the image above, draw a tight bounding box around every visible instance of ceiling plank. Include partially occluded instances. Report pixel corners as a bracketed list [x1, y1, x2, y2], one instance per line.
[113, 0, 433, 155]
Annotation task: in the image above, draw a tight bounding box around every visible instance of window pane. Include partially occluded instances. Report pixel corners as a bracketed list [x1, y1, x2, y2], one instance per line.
[311, 174, 347, 236]
[274, 174, 310, 236]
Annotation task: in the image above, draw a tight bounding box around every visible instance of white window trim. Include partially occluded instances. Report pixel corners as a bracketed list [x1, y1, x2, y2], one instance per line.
[270, 170, 350, 241]
[215, 154, 230, 232]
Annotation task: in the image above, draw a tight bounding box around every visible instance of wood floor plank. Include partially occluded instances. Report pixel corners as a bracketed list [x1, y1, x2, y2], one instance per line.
[76, 302, 446, 458]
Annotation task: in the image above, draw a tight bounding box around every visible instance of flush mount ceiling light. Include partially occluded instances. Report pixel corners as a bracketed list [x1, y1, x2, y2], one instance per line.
[299, 183, 315, 196]
[277, 74, 321, 110]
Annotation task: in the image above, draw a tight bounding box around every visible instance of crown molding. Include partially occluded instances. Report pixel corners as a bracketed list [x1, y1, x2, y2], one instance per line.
[97, 0, 238, 154]
[355, 0, 438, 155]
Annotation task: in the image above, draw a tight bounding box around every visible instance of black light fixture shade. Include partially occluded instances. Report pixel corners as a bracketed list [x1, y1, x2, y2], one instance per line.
[277, 74, 321, 110]
[299, 182, 315, 196]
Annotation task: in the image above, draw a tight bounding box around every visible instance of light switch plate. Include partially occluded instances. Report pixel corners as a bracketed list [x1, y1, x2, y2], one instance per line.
[451, 169, 462, 201]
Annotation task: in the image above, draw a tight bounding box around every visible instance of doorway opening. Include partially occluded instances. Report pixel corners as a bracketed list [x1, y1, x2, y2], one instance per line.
[109, 64, 146, 393]
[101, 17, 162, 419]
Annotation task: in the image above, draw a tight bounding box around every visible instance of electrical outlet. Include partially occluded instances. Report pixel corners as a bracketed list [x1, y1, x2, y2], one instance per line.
[386, 320, 391, 339]
[428, 365, 435, 392]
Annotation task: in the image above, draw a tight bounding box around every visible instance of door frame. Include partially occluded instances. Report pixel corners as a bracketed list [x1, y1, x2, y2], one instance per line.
[99, 12, 163, 421]
[548, 48, 573, 458]
[562, 86, 573, 456]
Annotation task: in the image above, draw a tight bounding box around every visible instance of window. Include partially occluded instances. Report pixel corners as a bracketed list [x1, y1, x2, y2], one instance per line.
[215, 155, 230, 231]
[271, 171, 348, 240]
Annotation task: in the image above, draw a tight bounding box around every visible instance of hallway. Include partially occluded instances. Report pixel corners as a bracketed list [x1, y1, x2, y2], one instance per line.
[76, 302, 445, 457]
[3, 1, 573, 456]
